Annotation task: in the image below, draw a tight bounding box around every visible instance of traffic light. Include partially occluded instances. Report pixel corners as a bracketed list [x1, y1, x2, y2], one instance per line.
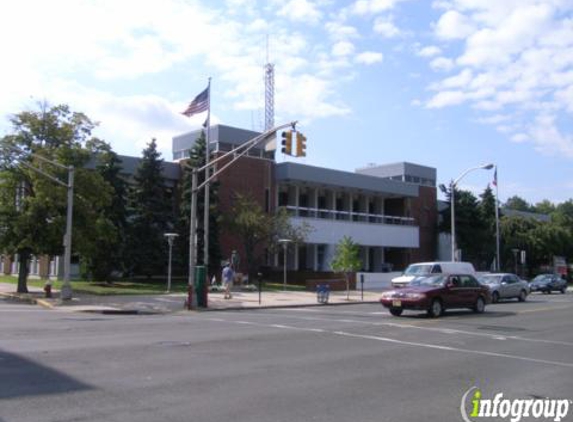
[296, 132, 307, 157]
[281, 131, 293, 155]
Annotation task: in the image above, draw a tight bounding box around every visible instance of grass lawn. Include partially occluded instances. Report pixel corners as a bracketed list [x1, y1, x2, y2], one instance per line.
[0, 276, 307, 295]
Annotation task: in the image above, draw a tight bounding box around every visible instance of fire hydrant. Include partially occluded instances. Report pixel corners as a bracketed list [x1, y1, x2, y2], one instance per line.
[43, 280, 52, 298]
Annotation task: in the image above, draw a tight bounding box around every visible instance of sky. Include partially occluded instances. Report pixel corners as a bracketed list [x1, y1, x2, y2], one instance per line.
[1, 0, 573, 205]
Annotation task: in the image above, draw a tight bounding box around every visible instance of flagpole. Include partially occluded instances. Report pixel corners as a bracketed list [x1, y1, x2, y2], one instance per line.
[495, 166, 501, 272]
[203, 78, 211, 276]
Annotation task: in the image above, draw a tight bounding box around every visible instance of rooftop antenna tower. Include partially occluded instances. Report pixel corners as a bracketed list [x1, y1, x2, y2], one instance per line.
[264, 35, 275, 131]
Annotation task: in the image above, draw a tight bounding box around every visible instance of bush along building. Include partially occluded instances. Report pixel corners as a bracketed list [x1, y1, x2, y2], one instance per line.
[174, 125, 438, 279]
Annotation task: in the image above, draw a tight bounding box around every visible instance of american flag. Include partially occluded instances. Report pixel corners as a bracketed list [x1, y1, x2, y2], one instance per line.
[182, 87, 209, 117]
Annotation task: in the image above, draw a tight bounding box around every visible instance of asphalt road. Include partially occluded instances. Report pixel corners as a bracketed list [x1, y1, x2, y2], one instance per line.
[2, 293, 573, 422]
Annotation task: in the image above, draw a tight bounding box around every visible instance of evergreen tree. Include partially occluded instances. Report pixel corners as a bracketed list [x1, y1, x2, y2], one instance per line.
[179, 131, 222, 277]
[127, 139, 173, 278]
[478, 186, 497, 268]
[83, 139, 130, 281]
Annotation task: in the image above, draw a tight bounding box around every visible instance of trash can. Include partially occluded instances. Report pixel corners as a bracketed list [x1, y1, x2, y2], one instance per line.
[195, 266, 208, 308]
[316, 284, 330, 304]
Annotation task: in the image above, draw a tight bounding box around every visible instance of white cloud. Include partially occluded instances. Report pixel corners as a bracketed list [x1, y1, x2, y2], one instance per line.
[435, 10, 475, 40]
[325, 21, 360, 41]
[355, 51, 384, 65]
[417, 45, 442, 57]
[427, 90, 466, 108]
[351, 0, 408, 15]
[332, 41, 356, 57]
[430, 57, 455, 72]
[421, 1, 573, 159]
[374, 16, 401, 38]
[277, 0, 323, 24]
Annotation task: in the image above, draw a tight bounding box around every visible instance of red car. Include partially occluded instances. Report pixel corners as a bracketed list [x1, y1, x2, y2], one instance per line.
[380, 274, 491, 317]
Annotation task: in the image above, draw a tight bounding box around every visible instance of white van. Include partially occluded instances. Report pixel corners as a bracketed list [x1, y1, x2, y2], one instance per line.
[391, 261, 476, 288]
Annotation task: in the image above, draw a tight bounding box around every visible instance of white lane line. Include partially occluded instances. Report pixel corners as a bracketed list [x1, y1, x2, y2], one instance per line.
[204, 317, 573, 369]
[332, 330, 573, 369]
[216, 311, 573, 347]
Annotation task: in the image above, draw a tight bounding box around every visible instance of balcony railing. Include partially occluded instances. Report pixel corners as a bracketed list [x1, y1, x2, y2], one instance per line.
[283, 206, 416, 226]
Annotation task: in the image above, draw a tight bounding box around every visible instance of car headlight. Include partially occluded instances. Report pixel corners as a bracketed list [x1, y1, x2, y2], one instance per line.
[405, 292, 425, 300]
[381, 291, 396, 299]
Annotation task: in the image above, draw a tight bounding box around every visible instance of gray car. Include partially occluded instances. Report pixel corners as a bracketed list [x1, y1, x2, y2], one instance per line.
[478, 273, 529, 303]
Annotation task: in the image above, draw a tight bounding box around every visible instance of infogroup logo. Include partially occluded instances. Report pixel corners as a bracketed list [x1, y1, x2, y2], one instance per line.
[460, 387, 572, 422]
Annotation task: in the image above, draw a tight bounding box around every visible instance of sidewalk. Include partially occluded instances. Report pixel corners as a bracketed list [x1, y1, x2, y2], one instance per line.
[0, 282, 382, 314]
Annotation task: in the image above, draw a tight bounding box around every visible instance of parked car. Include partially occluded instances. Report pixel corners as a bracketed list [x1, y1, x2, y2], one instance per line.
[380, 273, 491, 318]
[391, 261, 476, 288]
[477, 273, 529, 303]
[529, 274, 568, 294]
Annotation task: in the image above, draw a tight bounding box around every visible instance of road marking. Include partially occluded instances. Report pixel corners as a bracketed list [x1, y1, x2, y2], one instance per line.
[204, 316, 573, 369]
[217, 311, 573, 347]
[515, 305, 573, 314]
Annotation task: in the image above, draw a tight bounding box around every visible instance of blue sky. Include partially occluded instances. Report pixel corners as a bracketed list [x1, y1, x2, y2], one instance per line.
[1, 0, 573, 205]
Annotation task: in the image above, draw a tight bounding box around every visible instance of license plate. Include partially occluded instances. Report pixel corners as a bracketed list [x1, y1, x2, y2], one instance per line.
[392, 300, 402, 307]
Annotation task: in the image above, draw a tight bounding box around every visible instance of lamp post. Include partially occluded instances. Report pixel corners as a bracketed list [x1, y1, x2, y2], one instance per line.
[278, 239, 292, 291]
[164, 233, 179, 292]
[448, 163, 494, 262]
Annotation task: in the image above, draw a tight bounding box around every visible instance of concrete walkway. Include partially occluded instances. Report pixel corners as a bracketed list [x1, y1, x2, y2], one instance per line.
[0, 282, 382, 314]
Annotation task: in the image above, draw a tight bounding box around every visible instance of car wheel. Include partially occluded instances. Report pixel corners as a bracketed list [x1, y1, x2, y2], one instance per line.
[427, 299, 443, 318]
[389, 308, 403, 317]
[561, 288, 566, 294]
[492, 291, 499, 303]
[474, 296, 486, 313]
[518, 290, 527, 302]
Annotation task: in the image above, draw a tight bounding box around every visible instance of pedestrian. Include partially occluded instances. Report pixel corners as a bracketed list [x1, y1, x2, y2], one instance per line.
[222, 262, 234, 299]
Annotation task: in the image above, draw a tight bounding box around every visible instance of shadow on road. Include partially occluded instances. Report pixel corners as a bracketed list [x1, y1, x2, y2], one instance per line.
[0, 350, 93, 399]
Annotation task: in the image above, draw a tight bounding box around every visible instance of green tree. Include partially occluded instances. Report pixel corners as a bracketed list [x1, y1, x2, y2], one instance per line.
[228, 194, 310, 280]
[478, 186, 497, 268]
[83, 139, 130, 281]
[331, 236, 362, 300]
[505, 195, 532, 212]
[179, 131, 222, 277]
[127, 139, 173, 278]
[0, 103, 112, 292]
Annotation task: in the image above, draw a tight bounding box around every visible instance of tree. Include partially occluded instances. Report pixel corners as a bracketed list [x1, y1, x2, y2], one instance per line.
[331, 236, 362, 300]
[179, 131, 222, 277]
[83, 139, 130, 281]
[505, 196, 532, 212]
[0, 103, 112, 292]
[127, 139, 174, 278]
[478, 186, 497, 268]
[227, 194, 310, 280]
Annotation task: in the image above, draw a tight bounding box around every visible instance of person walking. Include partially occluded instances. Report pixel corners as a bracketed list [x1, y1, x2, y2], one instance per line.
[222, 262, 234, 300]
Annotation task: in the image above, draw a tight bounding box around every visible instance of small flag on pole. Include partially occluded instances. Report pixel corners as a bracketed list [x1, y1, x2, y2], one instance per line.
[182, 87, 209, 117]
[492, 167, 498, 187]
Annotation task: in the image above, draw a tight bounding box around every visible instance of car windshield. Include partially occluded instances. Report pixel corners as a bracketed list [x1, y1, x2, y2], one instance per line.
[479, 275, 502, 285]
[409, 276, 446, 287]
[532, 275, 551, 283]
[404, 264, 433, 275]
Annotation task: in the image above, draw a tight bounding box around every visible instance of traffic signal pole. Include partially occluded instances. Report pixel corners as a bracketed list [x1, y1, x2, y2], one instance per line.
[187, 121, 299, 309]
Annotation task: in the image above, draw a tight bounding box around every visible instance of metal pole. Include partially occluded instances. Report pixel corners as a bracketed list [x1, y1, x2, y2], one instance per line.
[283, 244, 287, 292]
[60, 166, 74, 300]
[203, 78, 211, 273]
[450, 182, 456, 262]
[167, 239, 173, 292]
[494, 167, 501, 272]
[188, 169, 198, 310]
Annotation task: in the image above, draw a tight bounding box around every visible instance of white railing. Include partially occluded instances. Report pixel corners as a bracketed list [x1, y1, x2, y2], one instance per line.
[284, 206, 416, 226]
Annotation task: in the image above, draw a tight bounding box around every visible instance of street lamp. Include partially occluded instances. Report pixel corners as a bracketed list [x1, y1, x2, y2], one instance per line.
[448, 163, 494, 262]
[278, 239, 292, 291]
[164, 233, 179, 292]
